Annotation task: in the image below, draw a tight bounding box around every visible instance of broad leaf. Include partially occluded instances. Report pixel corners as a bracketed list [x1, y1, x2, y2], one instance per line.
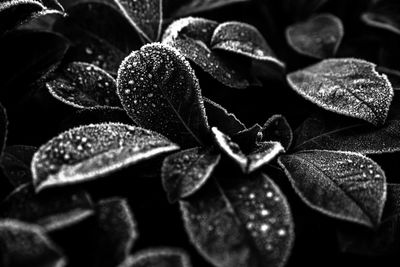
[162, 147, 221, 203]
[0, 183, 93, 231]
[112, 0, 162, 42]
[46, 62, 120, 109]
[117, 43, 209, 147]
[286, 13, 344, 59]
[287, 58, 394, 126]
[32, 122, 179, 191]
[278, 150, 387, 227]
[262, 114, 293, 151]
[0, 102, 7, 156]
[118, 248, 191, 267]
[0, 220, 66, 267]
[362, 1, 400, 35]
[172, 0, 250, 17]
[180, 173, 294, 267]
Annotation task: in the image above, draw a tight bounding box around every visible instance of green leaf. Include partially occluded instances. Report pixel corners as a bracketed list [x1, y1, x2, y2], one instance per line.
[278, 150, 387, 227]
[262, 114, 293, 151]
[172, 0, 250, 17]
[118, 248, 192, 267]
[287, 58, 394, 126]
[32, 122, 179, 191]
[117, 43, 209, 147]
[162, 147, 220, 203]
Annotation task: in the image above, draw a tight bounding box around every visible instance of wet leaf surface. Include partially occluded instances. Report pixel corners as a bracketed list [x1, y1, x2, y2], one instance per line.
[262, 114, 293, 151]
[118, 248, 191, 267]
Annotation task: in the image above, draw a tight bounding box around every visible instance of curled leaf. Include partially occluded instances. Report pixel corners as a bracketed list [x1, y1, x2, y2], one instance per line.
[32, 122, 179, 191]
[262, 114, 293, 151]
[362, 2, 400, 35]
[287, 58, 394, 126]
[118, 248, 191, 267]
[278, 150, 387, 227]
[172, 0, 250, 17]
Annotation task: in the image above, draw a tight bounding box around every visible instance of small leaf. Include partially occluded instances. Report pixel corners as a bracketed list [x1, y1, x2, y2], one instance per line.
[118, 248, 191, 267]
[286, 14, 344, 59]
[32, 122, 179, 191]
[231, 124, 262, 153]
[46, 62, 120, 109]
[112, 0, 162, 42]
[362, 2, 400, 35]
[172, 0, 250, 17]
[0, 220, 66, 267]
[278, 150, 387, 227]
[180, 173, 294, 267]
[162, 147, 221, 203]
[117, 43, 209, 147]
[0, 102, 8, 157]
[262, 115, 293, 151]
[0, 183, 94, 231]
[287, 58, 394, 126]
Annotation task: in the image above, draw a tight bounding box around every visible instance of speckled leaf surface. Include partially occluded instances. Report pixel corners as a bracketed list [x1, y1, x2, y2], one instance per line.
[117, 43, 209, 147]
[46, 62, 120, 109]
[172, 0, 250, 17]
[262, 114, 293, 151]
[118, 248, 191, 267]
[180, 174, 294, 267]
[287, 58, 394, 126]
[31, 123, 179, 191]
[286, 14, 344, 59]
[162, 147, 221, 203]
[278, 150, 387, 227]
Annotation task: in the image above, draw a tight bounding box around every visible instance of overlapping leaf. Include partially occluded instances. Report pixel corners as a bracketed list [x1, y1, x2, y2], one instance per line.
[262, 115, 293, 151]
[118, 248, 191, 267]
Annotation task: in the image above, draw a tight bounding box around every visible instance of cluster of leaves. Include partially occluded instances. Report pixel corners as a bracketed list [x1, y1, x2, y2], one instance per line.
[1, 0, 400, 266]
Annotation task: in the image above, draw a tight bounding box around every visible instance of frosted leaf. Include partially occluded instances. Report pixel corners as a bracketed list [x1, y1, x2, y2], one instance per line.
[286, 14, 344, 59]
[362, 1, 400, 35]
[46, 62, 120, 109]
[211, 21, 285, 68]
[0, 102, 7, 156]
[162, 17, 250, 89]
[117, 43, 209, 147]
[118, 248, 192, 267]
[287, 58, 394, 126]
[31, 122, 179, 191]
[180, 173, 294, 267]
[262, 114, 293, 151]
[0, 220, 66, 267]
[0, 183, 93, 231]
[278, 150, 387, 227]
[172, 0, 250, 17]
[162, 147, 221, 203]
[212, 127, 284, 173]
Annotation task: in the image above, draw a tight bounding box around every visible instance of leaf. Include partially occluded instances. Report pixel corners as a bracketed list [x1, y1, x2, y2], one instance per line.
[0, 220, 66, 267]
[31, 122, 179, 191]
[118, 248, 191, 267]
[46, 62, 121, 109]
[231, 124, 263, 153]
[117, 43, 209, 147]
[0, 183, 94, 231]
[162, 17, 251, 89]
[112, 0, 162, 42]
[180, 173, 294, 267]
[286, 58, 394, 126]
[172, 0, 250, 17]
[162, 147, 221, 203]
[211, 21, 285, 68]
[286, 14, 344, 59]
[362, 1, 400, 35]
[262, 114, 293, 151]
[212, 127, 284, 173]
[278, 150, 387, 227]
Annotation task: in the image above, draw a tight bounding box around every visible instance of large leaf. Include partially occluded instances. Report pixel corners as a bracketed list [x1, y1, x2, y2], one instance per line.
[31, 122, 179, 191]
[117, 43, 209, 147]
[162, 147, 221, 203]
[278, 150, 387, 227]
[118, 248, 191, 267]
[180, 173, 294, 267]
[286, 14, 344, 59]
[46, 62, 120, 109]
[171, 0, 250, 17]
[261, 114, 293, 151]
[287, 58, 394, 126]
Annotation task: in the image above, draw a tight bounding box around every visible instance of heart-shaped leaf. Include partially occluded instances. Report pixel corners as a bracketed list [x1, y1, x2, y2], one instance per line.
[0, 102, 8, 157]
[117, 43, 209, 147]
[286, 14, 344, 59]
[262, 115, 293, 151]
[31, 122, 179, 191]
[0, 220, 66, 267]
[118, 248, 191, 267]
[172, 0, 250, 17]
[162, 147, 221, 203]
[362, 1, 400, 35]
[287, 58, 394, 126]
[46, 62, 120, 109]
[180, 173, 294, 267]
[112, 0, 162, 42]
[278, 150, 387, 227]
[0, 183, 94, 231]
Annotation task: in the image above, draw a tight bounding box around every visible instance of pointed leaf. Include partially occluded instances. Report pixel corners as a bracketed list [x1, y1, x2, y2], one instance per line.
[262, 115, 293, 151]
[180, 173, 294, 267]
[46, 62, 120, 109]
[32, 122, 179, 191]
[286, 14, 344, 59]
[278, 150, 387, 227]
[287, 58, 394, 126]
[117, 43, 209, 147]
[118, 248, 191, 267]
[172, 0, 250, 17]
[162, 147, 221, 203]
